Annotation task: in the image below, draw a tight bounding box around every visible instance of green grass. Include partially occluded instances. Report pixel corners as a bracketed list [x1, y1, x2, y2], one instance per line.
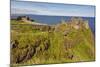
[10, 19, 95, 66]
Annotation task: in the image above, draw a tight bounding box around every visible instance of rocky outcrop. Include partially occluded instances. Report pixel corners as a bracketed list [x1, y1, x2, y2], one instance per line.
[54, 17, 90, 35]
[70, 17, 90, 30]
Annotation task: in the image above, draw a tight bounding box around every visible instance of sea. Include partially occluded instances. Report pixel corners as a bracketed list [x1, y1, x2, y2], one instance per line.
[11, 14, 95, 34]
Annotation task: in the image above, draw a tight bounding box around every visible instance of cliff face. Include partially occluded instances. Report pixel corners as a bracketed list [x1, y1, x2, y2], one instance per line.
[55, 17, 90, 32]
[11, 17, 95, 65]
[54, 18, 95, 60]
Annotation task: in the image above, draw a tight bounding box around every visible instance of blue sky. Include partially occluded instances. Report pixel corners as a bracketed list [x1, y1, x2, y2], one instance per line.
[11, 1, 95, 17]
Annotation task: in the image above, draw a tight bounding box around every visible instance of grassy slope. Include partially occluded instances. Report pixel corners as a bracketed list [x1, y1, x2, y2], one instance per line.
[11, 20, 95, 66]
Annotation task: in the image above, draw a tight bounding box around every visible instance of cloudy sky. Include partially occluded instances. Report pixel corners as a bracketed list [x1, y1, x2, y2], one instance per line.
[11, 0, 95, 17]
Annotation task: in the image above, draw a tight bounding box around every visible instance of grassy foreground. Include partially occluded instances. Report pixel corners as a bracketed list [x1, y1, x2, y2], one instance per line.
[10, 18, 95, 66]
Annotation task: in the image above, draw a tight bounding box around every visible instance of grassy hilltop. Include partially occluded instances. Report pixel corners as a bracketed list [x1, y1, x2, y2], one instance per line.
[10, 17, 95, 66]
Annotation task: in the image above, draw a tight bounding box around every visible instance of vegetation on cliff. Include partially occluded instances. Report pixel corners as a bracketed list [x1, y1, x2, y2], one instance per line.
[10, 17, 95, 66]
